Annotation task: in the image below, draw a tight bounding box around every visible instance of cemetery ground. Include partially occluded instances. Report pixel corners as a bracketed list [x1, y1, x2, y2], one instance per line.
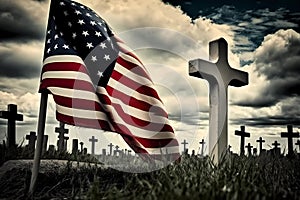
[0, 146, 300, 199]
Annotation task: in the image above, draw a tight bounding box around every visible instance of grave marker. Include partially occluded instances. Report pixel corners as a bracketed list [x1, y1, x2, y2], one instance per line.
[295, 140, 300, 152]
[26, 131, 37, 152]
[114, 145, 120, 156]
[199, 139, 205, 156]
[272, 141, 281, 155]
[108, 143, 114, 155]
[245, 143, 253, 156]
[235, 126, 250, 156]
[102, 148, 106, 156]
[281, 125, 299, 155]
[83, 148, 87, 155]
[48, 145, 55, 155]
[79, 142, 84, 152]
[189, 38, 248, 162]
[55, 122, 69, 152]
[256, 137, 265, 154]
[253, 148, 257, 156]
[72, 139, 78, 155]
[89, 136, 98, 155]
[181, 139, 188, 153]
[0, 104, 23, 148]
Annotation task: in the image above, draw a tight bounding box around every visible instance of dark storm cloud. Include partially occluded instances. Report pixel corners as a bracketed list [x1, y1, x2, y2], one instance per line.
[232, 116, 300, 126]
[0, 0, 48, 41]
[205, 6, 299, 55]
[0, 41, 43, 78]
[236, 29, 300, 108]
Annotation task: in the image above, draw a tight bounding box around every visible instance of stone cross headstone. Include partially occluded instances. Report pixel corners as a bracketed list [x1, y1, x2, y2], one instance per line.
[295, 140, 300, 152]
[89, 136, 98, 155]
[55, 122, 69, 152]
[0, 104, 23, 148]
[281, 125, 299, 155]
[181, 139, 188, 153]
[108, 143, 114, 155]
[199, 139, 205, 156]
[272, 140, 281, 155]
[72, 139, 78, 155]
[189, 38, 248, 162]
[42, 135, 48, 156]
[245, 143, 253, 156]
[26, 131, 37, 152]
[114, 145, 120, 156]
[235, 126, 250, 156]
[256, 137, 265, 154]
[79, 142, 84, 153]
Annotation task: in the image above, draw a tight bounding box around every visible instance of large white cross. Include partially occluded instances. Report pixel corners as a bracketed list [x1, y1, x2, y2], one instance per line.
[189, 38, 248, 162]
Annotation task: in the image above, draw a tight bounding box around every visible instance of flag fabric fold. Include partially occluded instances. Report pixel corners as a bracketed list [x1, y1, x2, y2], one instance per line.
[40, 0, 179, 160]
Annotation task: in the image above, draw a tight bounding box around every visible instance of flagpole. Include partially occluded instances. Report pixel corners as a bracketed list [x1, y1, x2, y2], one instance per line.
[28, 92, 48, 195]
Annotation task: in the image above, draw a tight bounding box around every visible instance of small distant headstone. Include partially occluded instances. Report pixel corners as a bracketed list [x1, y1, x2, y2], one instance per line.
[0, 104, 23, 148]
[25, 131, 37, 152]
[192, 150, 195, 156]
[256, 137, 265, 154]
[83, 148, 87, 155]
[55, 122, 69, 152]
[181, 139, 188, 154]
[72, 139, 78, 155]
[108, 143, 114, 155]
[48, 145, 55, 155]
[272, 141, 281, 155]
[102, 148, 106, 156]
[114, 145, 120, 156]
[245, 143, 253, 156]
[199, 139, 205, 156]
[42, 135, 48, 155]
[281, 125, 299, 156]
[89, 136, 98, 155]
[253, 148, 257, 156]
[295, 140, 300, 152]
[235, 126, 250, 155]
[79, 142, 84, 152]
[228, 145, 232, 153]
[64, 136, 69, 152]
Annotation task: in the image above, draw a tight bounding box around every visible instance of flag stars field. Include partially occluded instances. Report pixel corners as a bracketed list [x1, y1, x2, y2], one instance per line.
[95, 31, 102, 37]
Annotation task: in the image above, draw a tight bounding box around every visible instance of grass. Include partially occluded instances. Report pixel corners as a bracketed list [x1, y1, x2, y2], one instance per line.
[0, 151, 300, 199]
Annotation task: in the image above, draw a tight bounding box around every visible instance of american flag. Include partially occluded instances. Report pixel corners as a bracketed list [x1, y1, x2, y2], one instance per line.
[40, 0, 180, 160]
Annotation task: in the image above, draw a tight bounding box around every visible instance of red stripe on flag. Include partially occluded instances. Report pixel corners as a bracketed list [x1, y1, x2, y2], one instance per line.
[105, 86, 168, 117]
[53, 95, 104, 111]
[116, 57, 151, 80]
[56, 112, 111, 130]
[40, 79, 95, 91]
[110, 103, 174, 132]
[42, 62, 88, 73]
[111, 70, 161, 100]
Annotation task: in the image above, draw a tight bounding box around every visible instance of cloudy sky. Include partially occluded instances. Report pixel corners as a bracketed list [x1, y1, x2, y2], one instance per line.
[0, 0, 299, 154]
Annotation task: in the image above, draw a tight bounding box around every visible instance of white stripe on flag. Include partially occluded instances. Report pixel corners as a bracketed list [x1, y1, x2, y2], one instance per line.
[43, 55, 84, 65]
